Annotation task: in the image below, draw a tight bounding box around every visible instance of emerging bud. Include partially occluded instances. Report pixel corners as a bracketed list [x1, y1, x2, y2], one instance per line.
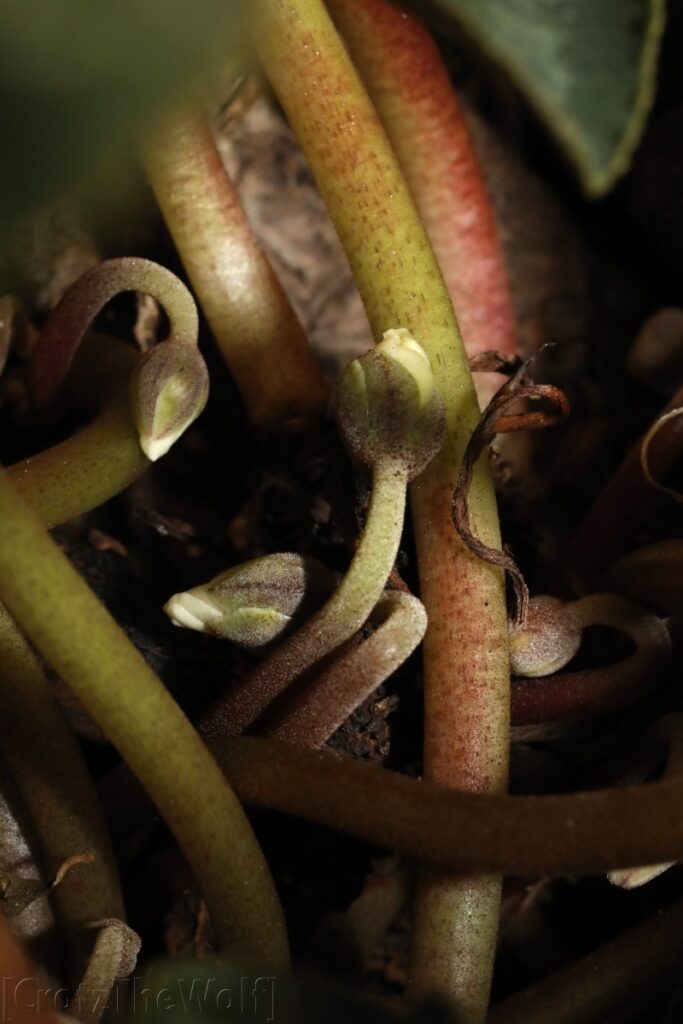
[335, 328, 445, 478]
[131, 340, 209, 461]
[608, 861, 674, 890]
[164, 552, 332, 647]
[509, 596, 583, 677]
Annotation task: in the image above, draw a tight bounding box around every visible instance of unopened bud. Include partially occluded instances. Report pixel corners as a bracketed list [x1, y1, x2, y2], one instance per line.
[164, 552, 331, 647]
[131, 340, 209, 461]
[335, 328, 444, 478]
[510, 596, 582, 677]
[608, 861, 674, 889]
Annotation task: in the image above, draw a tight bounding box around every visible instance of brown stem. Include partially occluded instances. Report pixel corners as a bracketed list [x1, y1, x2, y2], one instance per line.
[487, 896, 683, 1024]
[263, 590, 426, 747]
[568, 383, 683, 580]
[211, 726, 683, 875]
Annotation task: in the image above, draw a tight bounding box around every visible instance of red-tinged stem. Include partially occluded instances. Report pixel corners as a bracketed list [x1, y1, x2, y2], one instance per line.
[568, 383, 683, 581]
[143, 107, 328, 430]
[327, 0, 517, 405]
[251, 2, 509, 1017]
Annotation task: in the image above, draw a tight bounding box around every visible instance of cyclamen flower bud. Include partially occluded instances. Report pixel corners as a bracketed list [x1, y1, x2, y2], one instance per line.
[164, 552, 331, 647]
[335, 328, 445, 478]
[131, 340, 209, 461]
[509, 596, 583, 677]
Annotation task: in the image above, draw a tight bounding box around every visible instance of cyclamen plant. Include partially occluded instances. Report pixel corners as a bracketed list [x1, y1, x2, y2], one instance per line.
[0, 2, 679, 1024]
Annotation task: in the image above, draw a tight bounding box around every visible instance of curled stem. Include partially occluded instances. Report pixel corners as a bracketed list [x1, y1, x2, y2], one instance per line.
[0, 606, 124, 982]
[568, 382, 683, 580]
[143, 106, 328, 430]
[0, 466, 288, 969]
[30, 258, 198, 409]
[201, 458, 408, 738]
[264, 590, 427, 747]
[7, 338, 149, 529]
[251, 1, 510, 1014]
[510, 594, 671, 726]
[68, 919, 140, 1024]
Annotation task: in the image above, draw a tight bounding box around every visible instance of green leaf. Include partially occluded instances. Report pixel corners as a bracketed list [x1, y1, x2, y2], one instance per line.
[0, 0, 246, 239]
[424, 0, 666, 196]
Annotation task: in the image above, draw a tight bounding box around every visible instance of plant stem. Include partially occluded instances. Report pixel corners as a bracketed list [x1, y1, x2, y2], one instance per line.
[0, 467, 288, 969]
[568, 382, 683, 580]
[201, 458, 408, 738]
[264, 590, 427, 747]
[143, 107, 328, 430]
[252, 1, 509, 1015]
[210, 725, 683, 875]
[327, 0, 517, 404]
[487, 896, 683, 1024]
[30, 258, 198, 409]
[0, 606, 124, 982]
[69, 920, 140, 1024]
[8, 339, 148, 528]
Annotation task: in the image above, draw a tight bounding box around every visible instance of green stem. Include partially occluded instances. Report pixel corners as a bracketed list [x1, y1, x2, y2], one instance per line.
[252, 1, 509, 1015]
[8, 339, 148, 528]
[201, 458, 408, 737]
[0, 466, 289, 969]
[143, 107, 328, 430]
[0, 606, 124, 982]
[264, 590, 427, 747]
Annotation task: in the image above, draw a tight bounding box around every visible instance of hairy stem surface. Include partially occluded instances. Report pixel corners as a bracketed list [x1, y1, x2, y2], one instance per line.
[252, 1, 509, 1014]
[0, 467, 288, 969]
[202, 458, 407, 737]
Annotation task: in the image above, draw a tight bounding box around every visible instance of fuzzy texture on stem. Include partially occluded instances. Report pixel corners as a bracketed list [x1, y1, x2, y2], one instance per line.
[510, 594, 671, 726]
[201, 458, 408, 738]
[327, 0, 517, 405]
[0, 466, 288, 969]
[211, 726, 683, 875]
[0, 606, 124, 982]
[8, 339, 149, 528]
[264, 590, 427, 747]
[252, 1, 510, 1015]
[30, 258, 198, 409]
[143, 107, 328, 430]
[69, 920, 140, 1024]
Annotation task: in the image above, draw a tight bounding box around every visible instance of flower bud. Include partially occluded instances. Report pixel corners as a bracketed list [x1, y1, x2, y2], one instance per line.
[608, 861, 674, 890]
[335, 328, 445, 478]
[131, 340, 209, 461]
[509, 596, 582, 677]
[164, 552, 332, 647]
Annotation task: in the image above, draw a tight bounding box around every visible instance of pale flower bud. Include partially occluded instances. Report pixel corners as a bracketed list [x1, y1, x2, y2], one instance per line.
[509, 596, 583, 677]
[131, 340, 209, 461]
[164, 552, 331, 647]
[335, 328, 444, 478]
